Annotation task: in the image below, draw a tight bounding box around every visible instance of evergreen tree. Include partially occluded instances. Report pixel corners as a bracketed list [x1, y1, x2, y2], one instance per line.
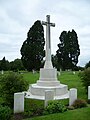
[85, 61, 90, 68]
[10, 59, 25, 71]
[20, 20, 45, 71]
[0, 57, 10, 71]
[56, 29, 80, 70]
[51, 54, 58, 69]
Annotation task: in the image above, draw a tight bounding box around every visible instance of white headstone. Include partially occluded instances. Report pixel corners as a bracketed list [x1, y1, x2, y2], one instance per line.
[14, 92, 24, 113]
[60, 68, 62, 72]
[69, 88, 77, 106]
[57, 71, 60, 76]
[45, 90, 54, 107]
[88, 86, 90, 99]
[73, 71, 75, 75]
[1, 70, 4, 74]
[32, 69, 35, 74]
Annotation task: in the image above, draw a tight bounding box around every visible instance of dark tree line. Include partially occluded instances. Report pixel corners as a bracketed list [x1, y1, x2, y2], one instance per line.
[0, 57, 9, 71]
[0, 57, 24, 71]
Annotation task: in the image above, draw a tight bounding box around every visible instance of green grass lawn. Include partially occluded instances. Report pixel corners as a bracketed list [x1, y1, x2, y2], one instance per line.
[59, 71, 87, 99]
[22, 72, 39, 84]
[24, 106, 90, 120]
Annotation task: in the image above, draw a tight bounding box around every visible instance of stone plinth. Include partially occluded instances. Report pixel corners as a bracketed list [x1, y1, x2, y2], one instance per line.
[29, 83, 68, 96]
[27, 68, 69, 100]
[37, 68, 60, 86]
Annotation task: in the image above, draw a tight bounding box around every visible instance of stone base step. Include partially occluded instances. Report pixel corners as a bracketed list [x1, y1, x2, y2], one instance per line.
[36, 80, 60, 86]
[25, 91, 69, 100]
[28, 83, 68, 96]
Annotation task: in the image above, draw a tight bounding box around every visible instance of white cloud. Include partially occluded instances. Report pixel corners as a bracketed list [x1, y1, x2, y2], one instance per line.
[0, 0, 90, 66]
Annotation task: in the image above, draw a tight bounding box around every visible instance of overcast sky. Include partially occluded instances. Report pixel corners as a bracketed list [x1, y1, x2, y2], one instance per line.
[0, 0, 90, 67]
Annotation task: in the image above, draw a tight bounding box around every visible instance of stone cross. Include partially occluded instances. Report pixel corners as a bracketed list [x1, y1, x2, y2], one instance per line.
[42, 15, 55, 69]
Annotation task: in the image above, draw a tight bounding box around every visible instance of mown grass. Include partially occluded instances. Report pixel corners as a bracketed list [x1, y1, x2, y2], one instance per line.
[22, 72, 39, 84]
[24, 106, 90, 120]
[58, 71, 87, 99]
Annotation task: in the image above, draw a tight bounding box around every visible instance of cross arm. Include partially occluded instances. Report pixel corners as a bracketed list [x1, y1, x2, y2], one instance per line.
[50, 23, 55, 27]
[42, 21, 55, 27]
[42, 21, 47, 25]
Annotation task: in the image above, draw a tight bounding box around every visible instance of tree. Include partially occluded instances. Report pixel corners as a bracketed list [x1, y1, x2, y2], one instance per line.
[10, 59, 25, 71]
[0, 57, 10, 71]
[20, 20, 45, 71]
[56, 29, 80, 70]
[79, 68, 90, 93]
[51, 54, 58, 69]
[85, 61, 90, 68]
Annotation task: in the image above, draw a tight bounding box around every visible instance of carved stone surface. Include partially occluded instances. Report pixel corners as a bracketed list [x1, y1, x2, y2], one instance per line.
[14, 92, 24, 113]
[88, 86, 90, 99]
[26, 15, 69, 100]
[69, 88, 77, 106]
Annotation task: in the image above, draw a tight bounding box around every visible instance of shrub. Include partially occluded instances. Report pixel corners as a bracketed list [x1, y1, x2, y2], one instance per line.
[24, 110, 33, 117]
[72, 99, 87, 109]
[24, 108, 44, 117]
[0, 105, 12, 120]
[24, 99, 44, 118]
[43, 100, 67, 115]
[79, 68, 90, 93]
[0, 72, 29, 108]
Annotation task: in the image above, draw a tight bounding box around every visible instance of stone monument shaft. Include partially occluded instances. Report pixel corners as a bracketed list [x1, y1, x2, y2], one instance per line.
[42, 15, 55, 68]
[26, 15, 69, 100]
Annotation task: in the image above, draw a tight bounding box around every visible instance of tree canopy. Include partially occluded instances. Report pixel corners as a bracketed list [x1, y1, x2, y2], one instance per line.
[20, 20, 45, 71]
[0, 57, 10, 71]
[85, 61, 90, 68]
[56, 29, 80, 70]
[10, 58, 24, 71]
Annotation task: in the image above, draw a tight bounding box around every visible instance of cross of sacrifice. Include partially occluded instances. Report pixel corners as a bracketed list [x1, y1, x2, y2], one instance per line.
[42, 15, 55, 66]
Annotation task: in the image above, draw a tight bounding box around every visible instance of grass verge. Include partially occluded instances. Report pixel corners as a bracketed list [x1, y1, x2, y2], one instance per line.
[23, 106, 90, 120]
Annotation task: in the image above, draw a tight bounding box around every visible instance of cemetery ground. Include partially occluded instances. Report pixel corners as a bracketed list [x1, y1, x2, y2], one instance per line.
[23, 71, 89, 120]
[24, 107, 90, 120]
[0, 71, 90, 120]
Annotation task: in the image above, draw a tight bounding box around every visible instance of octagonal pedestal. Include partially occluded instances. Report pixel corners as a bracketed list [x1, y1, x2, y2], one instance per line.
[26, 68, 69, 100]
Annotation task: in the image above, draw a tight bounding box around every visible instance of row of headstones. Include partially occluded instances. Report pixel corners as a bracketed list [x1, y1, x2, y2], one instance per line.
[0, 70, 36, 75]
[14, 86, 90, 113]
[0, 70, 76, 75]
[57, 71, 76, 76]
